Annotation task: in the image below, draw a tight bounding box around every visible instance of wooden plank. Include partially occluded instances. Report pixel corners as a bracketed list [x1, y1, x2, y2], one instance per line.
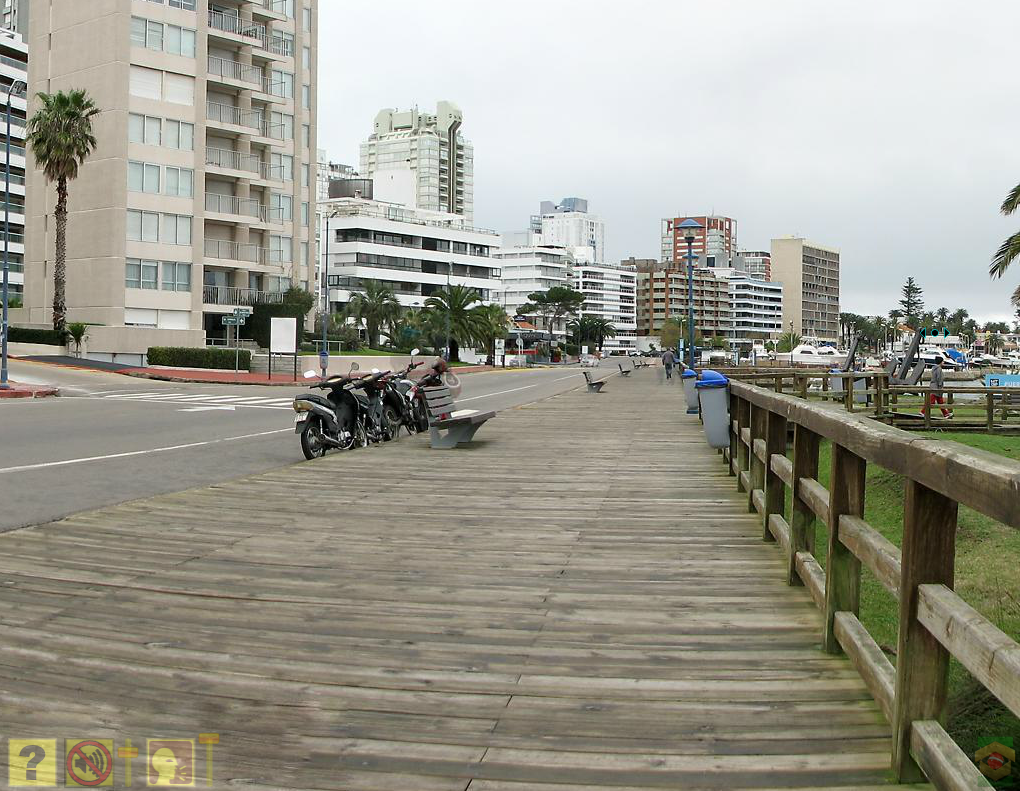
[789, 425, 821, 586]
[824, 445, 866, 654]
[770, 454, 793, 488]
[762, 410, 788, 543]
[749, 403, 767, 513]
[838, 515, 901, 599]
[910, 720, 995, 791]
[798, 478, 831, 525]
[833, 612, 895, 721]
[795, 552, 826, 612]
[917, 583, 1020, 718]
[767, 514, 791, 558]
[892, 479, 958, 782]
[752, 439, 767, 464]
[750, 489, 765, 517]
[736, 396, 751, 493]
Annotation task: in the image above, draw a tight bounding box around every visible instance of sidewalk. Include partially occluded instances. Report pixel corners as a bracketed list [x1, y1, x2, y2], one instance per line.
[0, 382, 59, 398]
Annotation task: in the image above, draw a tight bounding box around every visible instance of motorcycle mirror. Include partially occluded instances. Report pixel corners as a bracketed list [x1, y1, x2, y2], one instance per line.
[371, 367, 380, 374]
[349, 362, 360, 372]
[303, 370, 318, 379]
[410, 348, 420, 357]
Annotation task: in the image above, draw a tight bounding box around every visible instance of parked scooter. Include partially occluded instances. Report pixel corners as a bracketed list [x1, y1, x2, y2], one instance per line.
[385, 350, 426, 436]
[292, 362, 363, 459]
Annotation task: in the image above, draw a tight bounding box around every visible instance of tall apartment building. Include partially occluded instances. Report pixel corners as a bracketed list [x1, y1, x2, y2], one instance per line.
[2, 0, 27, 35]
[771, 236, 840, 343]
[737, 249, 771, 281]
[718, 269, 783, 346]
[531, 198, 605, 264]
[359, 102, 474, 221]
[636, 268, 731, 340]
[661, 215, 736, 266]
[0, 30, 25, 305]
[492, 244, 572, 335]
[320, 191, 500, 342]
[572, 263, 637, 353]
[24, 0, 317, 361]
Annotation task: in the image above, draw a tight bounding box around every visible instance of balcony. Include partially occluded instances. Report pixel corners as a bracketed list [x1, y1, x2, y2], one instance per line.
[204, 238, 270, 266]
[203, 285, 285, 307]
[207, 55, 265, 89]
[206, 101, 261, 132]
[206, 10, 294, 58]
[205, 192, 262, 221]
[205, 147, 285, 182]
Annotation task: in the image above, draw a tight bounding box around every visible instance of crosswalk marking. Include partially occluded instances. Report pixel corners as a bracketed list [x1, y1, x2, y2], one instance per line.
[90, 391, 296, 410]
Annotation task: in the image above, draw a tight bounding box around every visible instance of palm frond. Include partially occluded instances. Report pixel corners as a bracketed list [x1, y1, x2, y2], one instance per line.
[1002, 182, 1020, 216]
[990, 230, 1020, 279]
[1013, 283, 1020, 308]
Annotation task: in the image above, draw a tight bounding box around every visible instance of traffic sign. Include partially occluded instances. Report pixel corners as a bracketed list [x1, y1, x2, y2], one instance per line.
[233, 307, 253, 317]
[221, 316, 244, 326]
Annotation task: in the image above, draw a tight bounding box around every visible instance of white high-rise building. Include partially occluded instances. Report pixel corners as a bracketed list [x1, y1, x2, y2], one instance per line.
[571, 263, 637, 353]
[531, 198, 605, 264]
[2, 0, 27, 35]
[492, 244, 572, 335]
[712, 267, 783, 346]
[0, 30, 25, 306]
[359, 102, 474, 221]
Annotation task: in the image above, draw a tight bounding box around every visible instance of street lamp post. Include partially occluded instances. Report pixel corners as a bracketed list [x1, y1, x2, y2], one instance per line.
[676, 219, 703, 369]
[444, 266, 451, 361]
[0, 79, 25, 390]
[319, 208, 341, 379]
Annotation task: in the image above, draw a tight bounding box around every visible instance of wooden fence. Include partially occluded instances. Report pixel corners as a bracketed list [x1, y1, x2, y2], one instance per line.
[725, 370, 1020, 433]
[724, 379, 1020, 788]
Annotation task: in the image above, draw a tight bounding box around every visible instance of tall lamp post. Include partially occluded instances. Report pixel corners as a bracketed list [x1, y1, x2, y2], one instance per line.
[1, 78, 25, 390]
[320, 207, 341, 379]
[676, 219, 703, 369]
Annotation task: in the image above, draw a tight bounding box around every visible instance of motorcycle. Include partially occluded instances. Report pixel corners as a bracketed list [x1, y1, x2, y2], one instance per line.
[292, 362, 363, 459]
[387, 349, 428, 434]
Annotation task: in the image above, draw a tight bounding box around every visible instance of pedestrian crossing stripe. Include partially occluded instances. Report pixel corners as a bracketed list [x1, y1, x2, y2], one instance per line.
[95, 392, 294, 409]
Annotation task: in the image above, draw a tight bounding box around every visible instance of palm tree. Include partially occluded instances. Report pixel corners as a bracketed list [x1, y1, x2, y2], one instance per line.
[423, 284, 485, 361]
[992, 182, 1020, 305]
[343, 281, 400, 348]
[472, 303, 511, 364]
[934, 307, 950, 326]
[777, 331, 802, 353]
[26, 89, 99, 332]
[986, 333, 1005, 355]
[568, 315, 617, 352]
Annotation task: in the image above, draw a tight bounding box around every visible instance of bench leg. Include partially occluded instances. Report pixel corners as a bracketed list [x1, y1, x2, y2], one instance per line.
[429, 423, 482, 449]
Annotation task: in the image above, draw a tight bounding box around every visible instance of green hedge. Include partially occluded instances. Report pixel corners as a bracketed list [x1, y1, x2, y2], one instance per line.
[8, 327, 66, 346]
[147, 347, 251, 371]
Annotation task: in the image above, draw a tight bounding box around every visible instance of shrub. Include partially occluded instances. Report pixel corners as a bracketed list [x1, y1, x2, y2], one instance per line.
[8, 326, 66, 346]
[147, 346, 251, 370]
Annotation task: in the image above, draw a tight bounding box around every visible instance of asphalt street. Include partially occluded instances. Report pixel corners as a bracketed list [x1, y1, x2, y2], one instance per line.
[0, 358, 630, 532]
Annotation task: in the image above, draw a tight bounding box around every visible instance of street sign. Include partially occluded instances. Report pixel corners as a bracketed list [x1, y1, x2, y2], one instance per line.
[233, 307, 253, 317]
[221, 316, 243, 326]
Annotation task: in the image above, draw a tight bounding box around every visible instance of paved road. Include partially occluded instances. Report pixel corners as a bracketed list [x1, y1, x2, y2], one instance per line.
[1, 358, 632, 532]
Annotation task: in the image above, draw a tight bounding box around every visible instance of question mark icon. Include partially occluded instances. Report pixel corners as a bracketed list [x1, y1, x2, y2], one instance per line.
[19, 745, 45, 781]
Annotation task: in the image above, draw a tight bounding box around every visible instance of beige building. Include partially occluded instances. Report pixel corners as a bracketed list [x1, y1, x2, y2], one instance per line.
[770, 236, 840, 343]
[23, 0, 317, 361]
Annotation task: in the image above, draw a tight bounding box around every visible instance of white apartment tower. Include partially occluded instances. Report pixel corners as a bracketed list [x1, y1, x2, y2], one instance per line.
[359, 102, 474, 221]
[492, 244, 572, 334]
[24, 0, 317, 361]
[532, 198, 605, 264]
[2, 0, 27, 35]
[0, 30, 26, 305]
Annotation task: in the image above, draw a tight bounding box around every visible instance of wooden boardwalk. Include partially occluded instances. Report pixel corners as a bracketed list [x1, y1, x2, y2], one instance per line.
[0, 370, 908, 790]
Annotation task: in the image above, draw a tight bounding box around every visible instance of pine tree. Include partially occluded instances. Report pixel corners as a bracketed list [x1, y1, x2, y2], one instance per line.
[898, 278, 925, 328]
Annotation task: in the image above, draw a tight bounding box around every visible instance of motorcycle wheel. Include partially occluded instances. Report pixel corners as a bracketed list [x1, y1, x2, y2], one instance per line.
[414, 401, 430, 432]
[383, 404, 402, 441]
[300, 418, 329, 460]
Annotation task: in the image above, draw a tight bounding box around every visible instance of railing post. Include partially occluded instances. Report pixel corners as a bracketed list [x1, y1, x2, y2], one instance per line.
[891, 479, 958, 782]
[748, 402, 767, 513]
[788, 424, 820, 586]
[844, 375, 853, 413]
[874, 374, 884, 418]
[987, 391, 994, 432]
[923, 387, 932, 429]
[799, 375, 808, 400]
[762, 409, 788, 542]
[727, 391, 738, 477]
[823, 443, 865, 653]
[736, 396, 751, 493]
[822, 375, 830, 402]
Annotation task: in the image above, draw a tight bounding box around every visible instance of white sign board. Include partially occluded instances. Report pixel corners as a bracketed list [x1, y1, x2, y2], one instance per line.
[494, 339, 505, 353]
[270, 317, 297, 354]
[581, 345, 589, 355]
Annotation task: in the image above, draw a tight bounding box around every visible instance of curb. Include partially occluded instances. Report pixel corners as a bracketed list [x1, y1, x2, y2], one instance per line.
[0, 386, 60, 399]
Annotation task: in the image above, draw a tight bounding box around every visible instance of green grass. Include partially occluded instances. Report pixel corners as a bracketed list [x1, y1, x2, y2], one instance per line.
[795, 433, 1020, 760]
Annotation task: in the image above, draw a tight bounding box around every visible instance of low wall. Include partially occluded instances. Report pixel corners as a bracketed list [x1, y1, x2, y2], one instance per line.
[9, 341, 69, 356]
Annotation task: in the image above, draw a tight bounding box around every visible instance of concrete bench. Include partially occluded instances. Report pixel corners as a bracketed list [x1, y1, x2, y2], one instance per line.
[583, 371, 607, 394]
[618, 363, 632, 378]
[424, 384, 495, 449]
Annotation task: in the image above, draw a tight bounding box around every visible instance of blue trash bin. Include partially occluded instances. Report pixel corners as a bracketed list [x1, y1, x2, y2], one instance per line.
[681, 369, 699, 414]
[696, 370, 730, 448]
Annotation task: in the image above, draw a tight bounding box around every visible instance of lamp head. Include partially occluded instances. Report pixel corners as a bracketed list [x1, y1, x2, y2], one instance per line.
[676, 218, 703, 242]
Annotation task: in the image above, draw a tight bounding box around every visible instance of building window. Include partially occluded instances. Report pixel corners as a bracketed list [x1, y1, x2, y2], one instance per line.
[128, 114, 162, 146]
[270, 69, 294, 99]
[164, 73, 195, 105]
[129, 66, 162, 100]
[301, 84, 310, 109]
[270, 111, 294, 140]
[271, 193, 293, 221]
[302, 46, 310, 69]
[271, 153, 293, 182]
[162, 261, 191, 292]
[128, 161, 161, 194]
[301, 164, 309, 187]
[165, 25, 196, 57]
[270, 235, 292, 263]
[165, 119, 194, 151]
[302, 123, 310, 149]
[126, 258, 158, 290]
[127, 210, 160, 242]
[164, 167, 194, 198]
[168, 0, 197, 9]
[301, 202, 309, 227]
[161, 213, 192, 245]
[301, 241, 309, 266]
[302, 6, 311, 31]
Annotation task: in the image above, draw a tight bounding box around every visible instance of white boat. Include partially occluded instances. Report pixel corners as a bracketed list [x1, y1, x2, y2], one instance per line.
[774, 343, 848, 367]
[895, 345, 966, 371]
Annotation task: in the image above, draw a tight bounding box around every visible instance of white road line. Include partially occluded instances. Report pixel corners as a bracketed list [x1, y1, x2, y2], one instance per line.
[63, 396, 292, 411]
[456, 384, 537, 403]
[0, 428, 291, 475]
[103, 392, 162, 399]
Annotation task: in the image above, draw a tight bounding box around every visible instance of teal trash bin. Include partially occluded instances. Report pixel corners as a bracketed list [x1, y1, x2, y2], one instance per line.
[696, 370, 730, 448]
[682, 369, 699, 414]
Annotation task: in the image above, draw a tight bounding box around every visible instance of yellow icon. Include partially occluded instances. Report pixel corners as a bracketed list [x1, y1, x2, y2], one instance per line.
[8, 739, 57, 787]
[65, 739, 114, 787]
[197, 734, 219, 787]
[147, 739, 195, 787]
[118, 739, 139, 787]
[976, 740, 1014, 782]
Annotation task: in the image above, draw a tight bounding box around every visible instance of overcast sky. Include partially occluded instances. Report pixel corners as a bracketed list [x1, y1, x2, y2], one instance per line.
[318, 0, 1020, 323]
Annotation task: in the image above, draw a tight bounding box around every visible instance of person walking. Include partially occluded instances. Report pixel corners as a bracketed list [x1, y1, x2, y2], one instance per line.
[921, 355, 952, 418]
[661, 348, 675, 381]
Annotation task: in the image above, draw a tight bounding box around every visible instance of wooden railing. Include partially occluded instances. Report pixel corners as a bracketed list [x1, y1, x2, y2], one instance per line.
[724, 379, 1020, 789]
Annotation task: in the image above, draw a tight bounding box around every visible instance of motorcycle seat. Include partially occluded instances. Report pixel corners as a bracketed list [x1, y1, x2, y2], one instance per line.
[297, 394, 334, 409]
